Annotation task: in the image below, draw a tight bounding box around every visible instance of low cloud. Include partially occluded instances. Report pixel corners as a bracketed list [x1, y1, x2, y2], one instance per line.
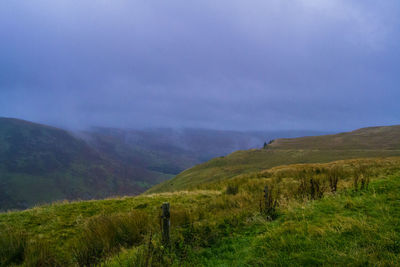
[0, 0, 399, 131]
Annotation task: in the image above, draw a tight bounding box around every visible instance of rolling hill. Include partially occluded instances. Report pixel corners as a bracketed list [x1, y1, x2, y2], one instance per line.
[147, 125, 400, 193]
[0, 118, 160, 210]
[1, 123, 400, 265]
[81, 127, 325, 178]
[268, 125, 400, 150]
[0, 117, 323, 210]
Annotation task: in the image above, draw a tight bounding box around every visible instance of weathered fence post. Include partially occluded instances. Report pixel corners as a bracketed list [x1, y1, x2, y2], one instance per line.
[161, 202, 170, 246]
[263, 185, 277, 220]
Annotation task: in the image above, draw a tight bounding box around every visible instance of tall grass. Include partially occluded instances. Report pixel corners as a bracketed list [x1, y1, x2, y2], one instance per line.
[24, 239, 60, 267]
[225, 184, 239, 195]
[0, 228, 26, 266]
[327, 166, 342, 192]
[0, 228, 58, 267]
[1, 157, 399, 266]
[73, 211, 150, 266]
[73, 159, 381, 265]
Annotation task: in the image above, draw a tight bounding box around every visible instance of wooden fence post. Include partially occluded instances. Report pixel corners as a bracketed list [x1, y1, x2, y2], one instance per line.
[161, 202, 170, 246]
[263, 184, 277, 219]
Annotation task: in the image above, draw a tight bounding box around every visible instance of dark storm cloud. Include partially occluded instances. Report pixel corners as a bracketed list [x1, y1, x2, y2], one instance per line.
[1, 0, 399, 130]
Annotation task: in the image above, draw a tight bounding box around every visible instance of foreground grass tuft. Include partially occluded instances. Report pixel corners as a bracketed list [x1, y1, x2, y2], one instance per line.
[0, 228, 26, 266]
[0, 157, 399, 266]
[73, 211, 150, 266]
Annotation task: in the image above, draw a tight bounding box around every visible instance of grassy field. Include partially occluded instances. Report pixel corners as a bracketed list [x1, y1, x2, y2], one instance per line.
[269, 125, 400, 150]
[1, 157, 400, 266]
[190, 172, 400, 266]
[148, 149, 400, 193]
[148, 125, 400, 193]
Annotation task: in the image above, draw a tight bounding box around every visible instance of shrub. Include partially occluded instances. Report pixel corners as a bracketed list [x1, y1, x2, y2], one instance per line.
[73, 211, 150, 266]
[296, 171, 326, 200]
[226, 184, 239, 195]
[327, 166, 342, 193]
[360, 174, 370, 190]
[260, 185, 278, 220]
[310, 177, 325, 200]
[297, 175, 309, 199]
[353, 166, 370, 191]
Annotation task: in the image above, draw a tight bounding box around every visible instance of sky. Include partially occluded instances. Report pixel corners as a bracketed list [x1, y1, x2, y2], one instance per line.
[0, 0, 399, 131]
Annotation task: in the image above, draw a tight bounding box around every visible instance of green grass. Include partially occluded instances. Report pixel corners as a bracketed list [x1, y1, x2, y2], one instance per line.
[148, 124, 400, 194]
[1, 157, 400, 266]
[148, 150, 400, 193]
[101, 168, 400, 266]
[0, 190, 225, 265]
[269, 125, 400, 150]
[191, 174, 400, 266]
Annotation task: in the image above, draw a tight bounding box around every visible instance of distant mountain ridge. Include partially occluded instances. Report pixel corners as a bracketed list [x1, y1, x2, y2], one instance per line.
[0, 117, 324, 210]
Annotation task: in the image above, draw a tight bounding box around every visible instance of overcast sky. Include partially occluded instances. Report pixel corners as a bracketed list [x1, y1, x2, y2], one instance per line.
[0, 0, 399, 131]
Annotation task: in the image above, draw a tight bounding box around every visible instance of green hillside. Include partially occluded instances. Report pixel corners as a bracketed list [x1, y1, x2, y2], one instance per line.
[148, 125, 400, 193]
[269, 125, 400, 150]
[1, 157, 399, 266]
[0, 118, 166, 210]
[0, 117, 323, 210]
[2, 123, 400, 265]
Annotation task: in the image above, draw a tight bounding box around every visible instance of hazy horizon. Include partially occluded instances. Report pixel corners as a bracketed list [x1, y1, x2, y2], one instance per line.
[1, 1, 399, 132]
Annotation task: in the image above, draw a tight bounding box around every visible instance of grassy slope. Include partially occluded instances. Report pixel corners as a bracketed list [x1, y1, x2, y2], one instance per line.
[148, 125, 400, 193]
[1, 157, 400, 266]
[269, 125, 400, 150]
[0, 118, 158, 210]
[148, 149, 400, 193]
[0, 190, 224, 265]
[192, 173, 400, 266]
[0, 117, 322, 210]
[105, 158, 400, 266]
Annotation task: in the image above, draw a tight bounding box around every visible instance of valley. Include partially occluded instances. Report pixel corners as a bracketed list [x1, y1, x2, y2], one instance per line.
[1, 124, 400, 266]
[0, 117, 322, 210]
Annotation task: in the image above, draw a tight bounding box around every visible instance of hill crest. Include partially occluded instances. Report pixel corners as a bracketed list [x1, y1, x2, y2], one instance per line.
[148, 124, 400, 193]
[269, 125, 400, 150]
